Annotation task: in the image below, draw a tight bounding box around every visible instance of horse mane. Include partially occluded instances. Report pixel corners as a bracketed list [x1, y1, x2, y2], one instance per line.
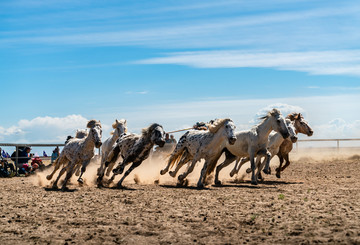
[259, 108, 282, 121]
[208, 118, 232, 133]
[141, 123, 162, 138]
[87, 119, 101, 128]
[75, 129, 88, 139]
[286, 112, 303, 121]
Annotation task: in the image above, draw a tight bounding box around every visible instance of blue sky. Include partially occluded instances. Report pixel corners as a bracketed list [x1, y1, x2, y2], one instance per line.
[1, 0, 360, 149]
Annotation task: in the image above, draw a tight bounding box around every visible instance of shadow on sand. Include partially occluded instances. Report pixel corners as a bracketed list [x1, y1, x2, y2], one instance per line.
[44, 187, 78, 192]
[160, 184, 211, 190]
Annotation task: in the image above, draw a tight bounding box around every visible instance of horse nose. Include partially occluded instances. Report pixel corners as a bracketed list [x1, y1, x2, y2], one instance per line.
[96, 141, 102, 148]
[308, 130, 314, 136]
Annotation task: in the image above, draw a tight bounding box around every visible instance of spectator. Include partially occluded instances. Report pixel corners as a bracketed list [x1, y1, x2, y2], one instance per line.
[18, 163, 32, 177]
[170, 135, 177, 144]
[11, 146, 31, 165]
[51, 146, 60, 164]
[165, 133, 171, 143]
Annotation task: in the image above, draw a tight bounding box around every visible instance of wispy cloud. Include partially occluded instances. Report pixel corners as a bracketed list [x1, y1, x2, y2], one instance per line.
[136, 50, 360, 76]
[1, 2, 359, 50]
[125, 91, 149, 95]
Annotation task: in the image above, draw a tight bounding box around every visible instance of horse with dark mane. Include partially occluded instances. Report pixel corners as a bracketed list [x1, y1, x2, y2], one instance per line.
[97, 123, 166, 188]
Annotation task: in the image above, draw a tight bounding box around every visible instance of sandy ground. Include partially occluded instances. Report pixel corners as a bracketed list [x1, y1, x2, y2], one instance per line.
[0, 153, 360, 244]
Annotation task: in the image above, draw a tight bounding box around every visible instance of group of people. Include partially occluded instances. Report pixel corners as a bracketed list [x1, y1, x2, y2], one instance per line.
[0, 146, 60, 177]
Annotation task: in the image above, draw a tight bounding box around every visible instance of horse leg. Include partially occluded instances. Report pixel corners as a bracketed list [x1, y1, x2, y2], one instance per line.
[78, 160, 91, 184]
[214, 154, 237, 185]
[52, 164, 68, 189]
[276, 153, 284, 178]
[98, 145, 121, 184]
[105, 160, 118, 177]
[177, 158, 198, 185]
[262, 150, 272, 174]
[60, 162, 77, 191]
[160, 147, 184, 175]
[280, 153, 291, 172]
[248, 150, 258, 185]
[117, 161, 142, 188]
[46, 157, 63, 180]
[169, 153, 191, 178]
[197, 160, 210, 189]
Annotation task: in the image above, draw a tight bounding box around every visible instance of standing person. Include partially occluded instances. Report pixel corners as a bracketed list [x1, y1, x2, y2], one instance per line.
[165, 133, 171, 143]
[51, 146, 60, 164]
[170, 135, 177, 144]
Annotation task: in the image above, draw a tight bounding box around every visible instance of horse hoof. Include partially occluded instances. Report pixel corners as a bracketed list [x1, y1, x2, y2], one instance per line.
[246, 168, 252, 174]
[160, 169, 166, 175]
[229, 171, 236, 177]
[263, 169, 270, 175]
[178, 175, 184, 182]
[169, 171, 176, 178]
[46, 175, 52, 180]
[215, 180, 222, 186]
[77, 178, 84, 184]
[117, 183, 123, 189]
[197, 183, 204, 189]
[61, 186, 69, 192]
[276, 173, 281, 178]
[251, 181, 258, 185]
[52, 185, 58, 190]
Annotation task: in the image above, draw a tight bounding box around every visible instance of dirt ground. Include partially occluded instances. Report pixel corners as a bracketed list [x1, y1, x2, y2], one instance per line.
[0, 154, 360, 244]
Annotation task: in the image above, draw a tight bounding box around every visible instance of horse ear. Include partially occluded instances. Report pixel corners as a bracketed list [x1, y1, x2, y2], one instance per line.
[298, 113, 302, 118]
[116, 119, 119, 123]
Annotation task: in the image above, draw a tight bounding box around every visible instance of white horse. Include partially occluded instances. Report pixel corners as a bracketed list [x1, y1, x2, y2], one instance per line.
[214, 109, 289, 185]
[160, 118, 237, 188]
[97, 123, 166, 188]
[47, 128, 89, 181]
[49, 120, 102, 191]
[229, 118, 298, 180]
[97, 119, 127, 179]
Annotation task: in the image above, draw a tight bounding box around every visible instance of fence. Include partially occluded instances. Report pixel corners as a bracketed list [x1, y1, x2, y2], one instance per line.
[0, 143, 65, 171]
[295, 138, 360, 152]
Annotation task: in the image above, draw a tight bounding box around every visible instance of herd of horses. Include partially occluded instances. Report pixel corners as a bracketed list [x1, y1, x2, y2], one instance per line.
[45, 108, 313, 191]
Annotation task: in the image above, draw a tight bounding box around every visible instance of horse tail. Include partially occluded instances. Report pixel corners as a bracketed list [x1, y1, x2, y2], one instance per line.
[167, 133, 189, 169]
[167, 147, 185, 169]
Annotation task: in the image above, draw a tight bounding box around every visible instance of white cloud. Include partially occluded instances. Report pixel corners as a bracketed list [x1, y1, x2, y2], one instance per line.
[0, 114, 110, 143]
[251, 103, 304, 123]
[314, 119, 360, 139]
[136, 50, 360, 76]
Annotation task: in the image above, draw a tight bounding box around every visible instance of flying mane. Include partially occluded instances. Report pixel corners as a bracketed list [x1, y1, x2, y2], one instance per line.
[87, 119, 101, 128]
[208, 118, 232, 133]
[259, 108, 282, 121]
[141, 123, 162, 137]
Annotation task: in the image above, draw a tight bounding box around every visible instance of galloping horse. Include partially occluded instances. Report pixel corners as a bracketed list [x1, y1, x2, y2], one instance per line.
[97, 119, 127, 179]
[98, 123, 166, 188]
[49, 120, 102, 191]
[214, 109, 289, 185]
[160, 118, 237, 188]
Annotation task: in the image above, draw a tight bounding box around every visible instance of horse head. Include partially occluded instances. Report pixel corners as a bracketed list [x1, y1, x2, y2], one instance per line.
[288, 113, 313, 136]
[267, 109, 290, 139]
[286, 119, 298, 143]
[87, 119, 102, 148]
[142, 123, 166, 147]
[112, 119, 127, 137]
[208, 118, 237, 145]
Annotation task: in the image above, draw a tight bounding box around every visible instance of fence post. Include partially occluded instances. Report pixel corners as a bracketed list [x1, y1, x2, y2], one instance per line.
[15, 145, 19, 173]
